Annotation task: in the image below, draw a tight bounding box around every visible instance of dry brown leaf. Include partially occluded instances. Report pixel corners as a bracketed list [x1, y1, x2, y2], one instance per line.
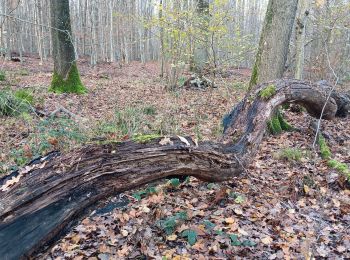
[261, 236, 273, 245]
[159, 136, 173, 146]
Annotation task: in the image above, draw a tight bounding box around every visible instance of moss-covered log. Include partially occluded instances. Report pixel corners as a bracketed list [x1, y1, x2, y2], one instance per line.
[0, 79, 344, 259]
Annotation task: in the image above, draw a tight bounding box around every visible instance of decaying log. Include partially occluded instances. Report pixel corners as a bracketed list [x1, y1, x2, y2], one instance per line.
[316, 80, 350, 118]
[0, 79, 346, 259]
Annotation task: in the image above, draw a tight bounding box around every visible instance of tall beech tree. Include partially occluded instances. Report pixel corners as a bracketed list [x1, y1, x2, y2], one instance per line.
[295, 0, 311, 80]
[249, 0, 299, 88]
[49, 0, 86, 93]
[193, 0, 210, 74]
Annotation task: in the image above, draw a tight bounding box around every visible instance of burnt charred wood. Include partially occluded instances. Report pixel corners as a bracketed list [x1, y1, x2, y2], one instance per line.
[0, 79, 341, 259]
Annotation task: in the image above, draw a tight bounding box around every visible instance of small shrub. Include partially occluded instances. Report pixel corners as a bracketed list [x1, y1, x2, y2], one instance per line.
[277, 148, 303, 162]
[168, 178, 180, 188]
[115, 107, 143, 136]
[132, 186, 157, 201]
[158, 211, 188, 235]
[181, 229, 197, 245]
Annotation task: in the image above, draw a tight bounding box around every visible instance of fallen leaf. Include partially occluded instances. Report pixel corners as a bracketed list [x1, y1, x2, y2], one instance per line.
[159, 136, 173, 146]
[261, 236, 273, 245]
[225, 217, 235, 224]
[121, 229, 129, 237]
[167, 234, 177, 241]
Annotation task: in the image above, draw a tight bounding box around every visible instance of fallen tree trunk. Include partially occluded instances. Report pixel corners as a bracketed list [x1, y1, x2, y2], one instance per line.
[0, 79, 346, 259]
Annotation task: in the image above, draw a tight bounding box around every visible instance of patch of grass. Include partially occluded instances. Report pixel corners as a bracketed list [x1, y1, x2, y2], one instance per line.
[143, 105, 157, 115]
[0, 70, 5, 81]
[132, 133, 161, 143]
[14, 89, 34, 105]
[115, 107, 143, 136]
[177, 76, 186, 87]
[17, 69, 29, 76]
[259, 84, 276, 100]
[277, 148, 303, 162]
[9, 116, 87, 168]
[0, 88, 31, 116]
[232, 82, 248, 90]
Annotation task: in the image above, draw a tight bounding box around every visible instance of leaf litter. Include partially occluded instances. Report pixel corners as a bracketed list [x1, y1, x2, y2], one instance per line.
[0, 57, 349, 259]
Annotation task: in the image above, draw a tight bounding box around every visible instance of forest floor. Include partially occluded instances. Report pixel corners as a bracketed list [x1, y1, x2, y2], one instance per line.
[0, 57, 350, 259]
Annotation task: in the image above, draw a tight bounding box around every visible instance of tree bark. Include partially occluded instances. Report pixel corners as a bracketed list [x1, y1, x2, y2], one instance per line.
[49, 0, 86, 93]
[0, 79, 346, 259]
[249, 0, 298, 88]
[295, 0, 311, 79]
[193, 0, 210, 74]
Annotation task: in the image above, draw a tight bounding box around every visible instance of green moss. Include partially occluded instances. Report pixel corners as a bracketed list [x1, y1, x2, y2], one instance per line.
[132, 133, 161, 143]
[267, 110, 293, 135]
[277, 148, 303, 162]
[318, 134, 331, 159]
[49, 63, 87, 94]
[249, 64, 259, 89]
[328, 159, 350, 181]
[248, 2, 274, 90]
[259, 85, 276, 100]
[277, 111, 293, 131]
[267, 115, 282, 135]
[265, 3, 274, 26]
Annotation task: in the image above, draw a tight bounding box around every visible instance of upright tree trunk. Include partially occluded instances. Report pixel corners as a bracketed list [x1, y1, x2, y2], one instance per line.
[295, 0, 310, 79]
[50, 0, 86, 93]
[249, 0, 298, 88]
[193, 0, 210, 74]
[109, 0, 115, 63]
[159, 0, 165, 77]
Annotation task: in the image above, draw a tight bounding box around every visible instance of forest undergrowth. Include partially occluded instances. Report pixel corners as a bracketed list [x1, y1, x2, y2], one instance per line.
[0, 57, 349, 259]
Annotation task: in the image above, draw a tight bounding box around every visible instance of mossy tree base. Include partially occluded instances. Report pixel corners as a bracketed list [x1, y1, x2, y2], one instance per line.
[50, 63, 87, 94]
